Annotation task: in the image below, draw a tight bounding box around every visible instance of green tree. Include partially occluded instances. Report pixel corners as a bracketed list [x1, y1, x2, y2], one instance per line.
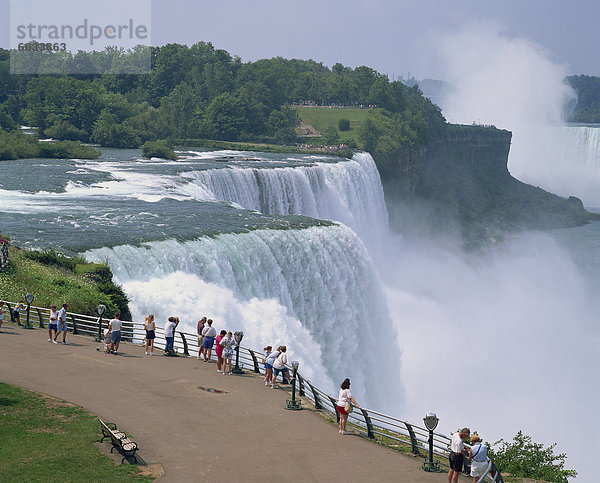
[322, 126, 340, 145]
[489, 431, 576, 482]
[338, 118, 350, 131]
[358, 118, 380, 152]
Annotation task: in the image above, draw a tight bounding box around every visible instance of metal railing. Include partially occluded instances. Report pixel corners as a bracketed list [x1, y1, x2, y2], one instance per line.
[1, 299, 503, 482]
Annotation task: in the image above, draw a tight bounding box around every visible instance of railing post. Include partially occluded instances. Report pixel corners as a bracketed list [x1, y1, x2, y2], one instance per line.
[359, 408, 375, 439]
[404, 422, 420, 455]
[247, 349, 260, 373]
[327, 395, 340, 423]
[305, 380, 322, 409]
[297, 374, 305, 396]
[70, 314, 77, 335]
[179, 332, 189, 356]
[36, 308, 44, 328]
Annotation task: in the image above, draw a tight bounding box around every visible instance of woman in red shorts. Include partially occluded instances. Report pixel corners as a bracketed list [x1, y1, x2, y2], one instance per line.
[336, 378, 360, 435]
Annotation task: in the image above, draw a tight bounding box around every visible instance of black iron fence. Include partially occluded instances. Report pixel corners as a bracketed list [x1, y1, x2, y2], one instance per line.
[1, 299, 503, 482]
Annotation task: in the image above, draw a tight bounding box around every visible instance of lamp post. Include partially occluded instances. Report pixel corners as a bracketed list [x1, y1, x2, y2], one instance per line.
[232, 331, 244, 374]
[422, 413, 440, 472]
[285, 360, 302, 410]
[95, 304, 106, 342]
[23, 293, 34, 329]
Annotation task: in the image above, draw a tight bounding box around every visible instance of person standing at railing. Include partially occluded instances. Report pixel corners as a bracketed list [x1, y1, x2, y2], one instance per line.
[56, 303, 69, 344]
[468, 434, 488, 483]
[201, 319, 217, 362]
[14, 300, 24, 326]
[220, 331, 235, 375]
[263, 345, 275, 386]
[164, 316, 178, 355]
[336, 378, 360, 435]
[271, 346, 289, 388]
[108, 312, 122, 354]
[48, 304, 59, 343]
[144, 314, 156, 356]
[196, 317, 207, 360]
[0, 301, 4, 333]
[215, 329, 226, 372]
[448, 427, 471, 483]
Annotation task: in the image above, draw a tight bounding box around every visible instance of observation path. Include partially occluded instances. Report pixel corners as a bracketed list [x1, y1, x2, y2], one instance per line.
[0, 325, 440, 482]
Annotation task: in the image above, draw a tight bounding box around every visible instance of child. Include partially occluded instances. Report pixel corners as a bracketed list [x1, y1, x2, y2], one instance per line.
[96, 328, 111, 353]
[263, 345, 274, 386]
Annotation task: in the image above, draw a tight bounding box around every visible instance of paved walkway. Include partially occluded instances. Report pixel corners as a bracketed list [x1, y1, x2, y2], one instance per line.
[0, 324, 443, 482]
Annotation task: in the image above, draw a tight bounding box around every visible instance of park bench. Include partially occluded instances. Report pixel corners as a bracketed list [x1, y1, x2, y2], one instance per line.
[99, 418, 139, 463]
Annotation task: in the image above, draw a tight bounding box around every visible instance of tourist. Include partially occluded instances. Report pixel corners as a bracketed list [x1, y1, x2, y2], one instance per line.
[197, 316, 207, 360]
[108, 312, 122, 354]
[47, 304, 58, 343]
[164, 316, 178, 355]
[220, 331, 235, 375]
[336, 378, 360, 434]
[14, 300, 24, 326]
[201, 319, 217, 362]
[448, 427, 471, 483]
[56, 303, 69, 343]
[144, 314, 156, 355]
[271, 345, 289, 388]
[215, 329, 226, 372]
[468, 434, 488, 482]
[263, 345, 276, 386]
[0, 301, 4, 333]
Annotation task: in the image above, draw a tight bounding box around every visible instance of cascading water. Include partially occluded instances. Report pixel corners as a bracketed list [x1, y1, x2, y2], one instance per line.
[509, 124, 600, 209]
[86, 224, 399, 408]
[182, 152, 389, 240]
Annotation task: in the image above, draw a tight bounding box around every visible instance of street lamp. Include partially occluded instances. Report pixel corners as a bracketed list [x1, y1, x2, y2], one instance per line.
[422, 413, 440, 472]
[23, 293, 34, 329]
[285, 360, 302, 410]
[232, 331, 244, 374]
[95, 304, 106, 342]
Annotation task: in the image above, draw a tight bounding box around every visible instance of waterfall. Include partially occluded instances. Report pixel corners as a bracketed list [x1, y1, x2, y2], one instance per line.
[182, 152, 389, 239]
[85, 224, 400, 407]
[509, 124, 600, 209]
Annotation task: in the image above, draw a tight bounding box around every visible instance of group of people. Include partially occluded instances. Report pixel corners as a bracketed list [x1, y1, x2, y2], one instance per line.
[448, 427, 489, 483]
[47, 303, 70, 344]
[196, 317, 237, 374]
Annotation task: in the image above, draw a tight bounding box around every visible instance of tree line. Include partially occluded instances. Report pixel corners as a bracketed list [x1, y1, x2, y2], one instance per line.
[0, 43, 445, 152]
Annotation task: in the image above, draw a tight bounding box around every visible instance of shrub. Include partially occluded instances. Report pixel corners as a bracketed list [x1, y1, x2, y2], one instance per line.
[141, 140, 177, 160]
[338, 118, 351, 131]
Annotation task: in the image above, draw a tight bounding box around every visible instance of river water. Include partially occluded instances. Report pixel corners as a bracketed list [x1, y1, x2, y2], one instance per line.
[1, 136, 599, 480]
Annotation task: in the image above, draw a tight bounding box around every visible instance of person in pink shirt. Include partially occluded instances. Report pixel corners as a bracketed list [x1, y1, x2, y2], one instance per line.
[215, 330, 226, 373]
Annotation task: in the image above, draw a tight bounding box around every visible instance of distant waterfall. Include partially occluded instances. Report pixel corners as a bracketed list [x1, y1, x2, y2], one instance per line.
[86, 224, 400, 406]
[509, 124, 600, 209]
[183, 152, 389, 239]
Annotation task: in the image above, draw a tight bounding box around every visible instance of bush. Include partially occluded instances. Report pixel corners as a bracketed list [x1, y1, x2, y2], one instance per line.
[338, 118, 351, 131]
[141, 140, 177, 160]
[23, 247, 86, 272]
[488, 431, 576, 482]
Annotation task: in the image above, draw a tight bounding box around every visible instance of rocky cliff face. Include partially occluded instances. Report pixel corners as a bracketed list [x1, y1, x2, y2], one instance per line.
[373, 124, 594, 245]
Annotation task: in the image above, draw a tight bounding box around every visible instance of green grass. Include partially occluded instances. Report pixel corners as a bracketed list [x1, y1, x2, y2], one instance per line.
[0, 383, 149, 481]
[294, 107, 380, 143]
[0, 247, 122, 316]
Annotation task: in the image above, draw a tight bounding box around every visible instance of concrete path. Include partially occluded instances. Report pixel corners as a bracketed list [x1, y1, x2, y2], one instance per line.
[0, 324, 443, 482]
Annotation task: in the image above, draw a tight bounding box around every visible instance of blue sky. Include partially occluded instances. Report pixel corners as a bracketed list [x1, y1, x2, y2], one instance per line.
[1, 0, 598, 79]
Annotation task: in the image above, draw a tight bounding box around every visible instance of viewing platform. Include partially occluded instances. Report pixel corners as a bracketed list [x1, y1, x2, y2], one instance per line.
[0, 322, 445, 482]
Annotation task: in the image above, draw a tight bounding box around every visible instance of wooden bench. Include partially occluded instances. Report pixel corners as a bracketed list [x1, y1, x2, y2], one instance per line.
[99, 419, 139, 463]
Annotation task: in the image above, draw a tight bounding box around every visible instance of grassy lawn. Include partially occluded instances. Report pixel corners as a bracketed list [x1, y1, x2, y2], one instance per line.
[294, 107, 379, 143]
[0, 383, 149, 481]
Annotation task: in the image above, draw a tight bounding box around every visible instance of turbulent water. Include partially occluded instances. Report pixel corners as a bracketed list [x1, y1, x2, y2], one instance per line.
[2, 132, 600, 480]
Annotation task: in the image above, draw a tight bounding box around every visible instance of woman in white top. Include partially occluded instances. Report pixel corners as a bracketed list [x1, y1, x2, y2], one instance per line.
[144, 314, 156, 355]
[336, 378, 360, 435]
[468, 434, 488, 482]
[271, 345, 289, 388]
[48, 304, 58, 342]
